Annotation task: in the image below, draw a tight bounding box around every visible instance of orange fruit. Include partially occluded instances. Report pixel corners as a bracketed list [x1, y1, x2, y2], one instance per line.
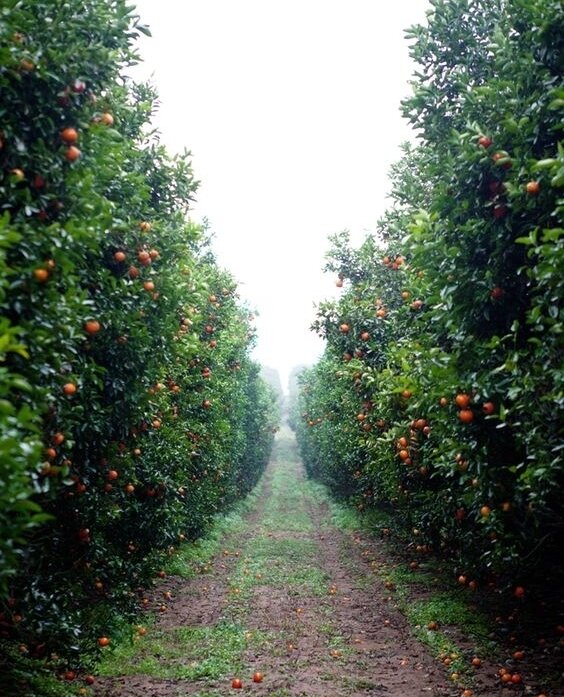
[252, 672, 264, 683]
[480, 505, 491, 517]
[114, 250, 126, 262]
[97, 636, 110, 647]
[455, 393, 471, 408]
[526, 181, 540, 195]
[60, 127, 78, 144]
[33, 268, 49, 283]
[138, 250, 151, 265]
[339, 323, 350, 333]
[100, 112, 114, 126]
[84, 319, 101, 335]
[143, 280, 155, 292]
[65, 145, 81, 162]
[19, 59, 35, 71]
[62, 382, 77, 395]
[458, 409, 474, 423]
[52, 432, 65, 446]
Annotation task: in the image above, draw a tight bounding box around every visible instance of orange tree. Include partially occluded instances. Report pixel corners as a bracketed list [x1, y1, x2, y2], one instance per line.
[0, 0, 278, 690]
[296, 0, 563, 595]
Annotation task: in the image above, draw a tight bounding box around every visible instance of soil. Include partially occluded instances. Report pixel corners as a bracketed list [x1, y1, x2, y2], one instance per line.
[93, 428, 557, 697]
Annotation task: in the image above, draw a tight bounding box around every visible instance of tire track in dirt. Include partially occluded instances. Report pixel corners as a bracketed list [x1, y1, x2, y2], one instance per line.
[233, 429, 457, 697]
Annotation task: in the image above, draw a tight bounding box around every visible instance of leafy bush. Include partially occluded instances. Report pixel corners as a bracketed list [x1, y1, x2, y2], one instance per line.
[0, 0, 278, 690]
[296, 0, 563, 591]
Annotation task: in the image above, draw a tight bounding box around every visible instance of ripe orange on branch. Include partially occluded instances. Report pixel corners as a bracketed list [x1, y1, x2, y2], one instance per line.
[458, 409, 474, 423]
[60, 127, 78, 144]
[138, 250, 151, 266]
[84, 320, 101, 335]
[33, 268, 49, 283]
[65, 146, 81, 162]
[454, 393, 471, 408]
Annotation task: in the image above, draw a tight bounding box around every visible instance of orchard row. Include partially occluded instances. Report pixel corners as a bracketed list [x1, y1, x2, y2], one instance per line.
[295, 0, 563, 597]
[0, 1, 278, 691]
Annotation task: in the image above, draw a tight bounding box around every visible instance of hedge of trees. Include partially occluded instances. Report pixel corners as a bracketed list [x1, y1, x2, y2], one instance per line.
[296, 0, 563, 593]
[0, 1, 278, 691]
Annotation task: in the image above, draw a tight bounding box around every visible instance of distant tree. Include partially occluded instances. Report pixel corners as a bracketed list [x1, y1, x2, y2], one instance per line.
[287, 364, 310, 429]
[260, 365, 284, 401]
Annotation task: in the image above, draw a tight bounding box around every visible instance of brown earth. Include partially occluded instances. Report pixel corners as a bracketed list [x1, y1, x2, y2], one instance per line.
[93, 428, 550, 697]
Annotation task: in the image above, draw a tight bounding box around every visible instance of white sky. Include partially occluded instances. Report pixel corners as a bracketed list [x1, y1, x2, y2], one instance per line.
[129, 0, 430, 391]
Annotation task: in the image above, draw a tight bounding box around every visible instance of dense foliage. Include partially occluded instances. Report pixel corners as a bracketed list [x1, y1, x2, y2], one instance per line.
[296, 0, 563, 592]
[0, 0, 277, 691]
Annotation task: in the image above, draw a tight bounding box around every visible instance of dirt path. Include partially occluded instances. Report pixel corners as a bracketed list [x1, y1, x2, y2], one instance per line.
[93, 428, 465, 697]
